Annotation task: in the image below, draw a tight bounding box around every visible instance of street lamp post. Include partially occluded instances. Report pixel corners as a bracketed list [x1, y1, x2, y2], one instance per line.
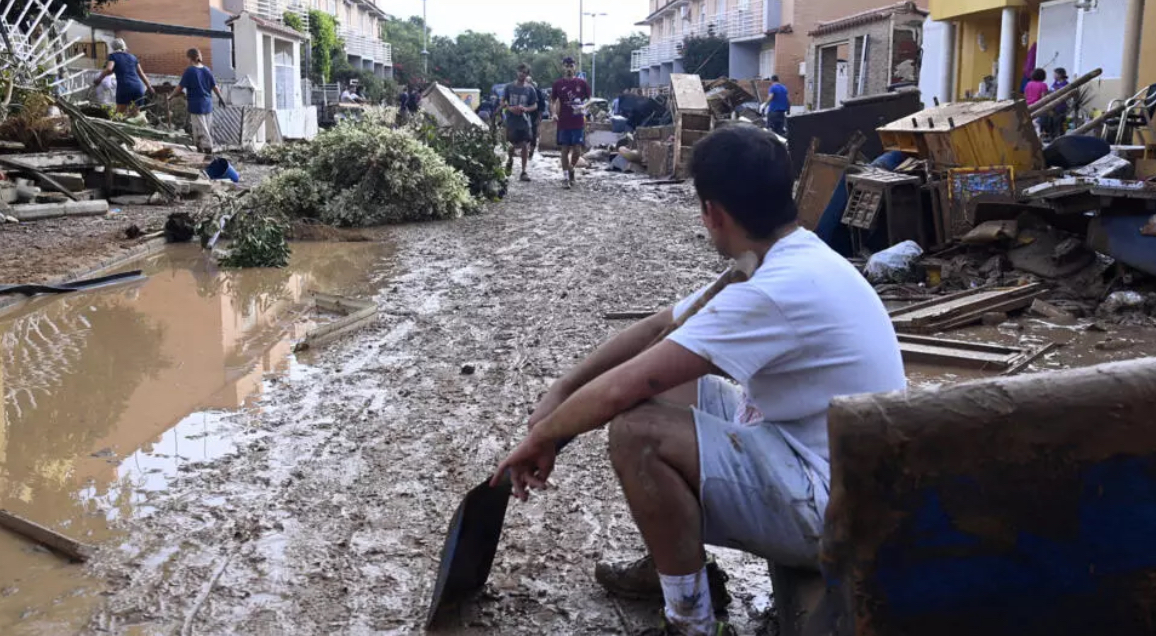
[578, 0, 583, 75]
[583, 11, 607, 97]
[420, 0, 430, 76]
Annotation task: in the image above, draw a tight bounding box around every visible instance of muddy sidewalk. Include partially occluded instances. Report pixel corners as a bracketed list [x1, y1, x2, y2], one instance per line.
[85, 160, 777, 635]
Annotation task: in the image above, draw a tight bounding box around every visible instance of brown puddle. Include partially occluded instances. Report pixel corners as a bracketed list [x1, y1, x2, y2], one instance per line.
[0, 242, 390, 635]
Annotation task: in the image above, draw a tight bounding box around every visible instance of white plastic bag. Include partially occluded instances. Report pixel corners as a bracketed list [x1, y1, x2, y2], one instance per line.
[865, 240, 924, 284]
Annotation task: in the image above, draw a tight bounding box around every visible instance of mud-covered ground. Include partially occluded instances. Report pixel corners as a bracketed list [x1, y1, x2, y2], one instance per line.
[81, 157, 781, 635]
[0, 162, 274, 284]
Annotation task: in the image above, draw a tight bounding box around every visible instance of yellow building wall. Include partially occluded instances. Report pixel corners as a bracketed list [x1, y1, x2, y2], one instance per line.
[955, 13, 1002, 97]
[1139, 0, 1156, 90]
[931, 0, 1025, 20]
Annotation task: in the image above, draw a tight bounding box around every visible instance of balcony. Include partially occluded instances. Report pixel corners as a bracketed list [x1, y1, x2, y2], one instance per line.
[339, 27, 393, 66]
[243, 0, 310, 29]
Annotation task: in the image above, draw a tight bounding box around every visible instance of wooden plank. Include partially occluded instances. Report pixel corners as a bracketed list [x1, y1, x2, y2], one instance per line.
[0, 509, 93, 562]
[795, 154, 850, 231]
[294, 293, 378, 352]
[890, 284, 1046, 332]
[898, 334, 1026, 370]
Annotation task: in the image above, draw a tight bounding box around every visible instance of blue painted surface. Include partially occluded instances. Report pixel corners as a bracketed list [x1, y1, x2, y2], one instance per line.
[869, 456, 1156, 627]
[1089, 214, 1156, 277]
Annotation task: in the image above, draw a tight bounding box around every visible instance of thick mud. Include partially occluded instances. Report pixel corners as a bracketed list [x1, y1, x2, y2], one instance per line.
[0, 241, 390, 635]
[3, 154, 1153, 635]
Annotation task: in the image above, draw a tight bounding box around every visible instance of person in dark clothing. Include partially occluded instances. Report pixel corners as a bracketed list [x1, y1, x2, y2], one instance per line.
[94, 38, 154, 115]
[167, 48, 226, 154]
[503, 64, 539, 182]
[763, 75, 789, 136]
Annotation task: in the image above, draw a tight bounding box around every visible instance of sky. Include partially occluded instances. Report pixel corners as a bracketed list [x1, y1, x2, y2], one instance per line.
[386, 0, 650, 47]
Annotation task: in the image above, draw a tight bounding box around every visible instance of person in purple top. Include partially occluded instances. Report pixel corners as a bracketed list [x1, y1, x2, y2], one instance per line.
[167, 49, 227, 154]
[94, 38, 154, 115]
[552, 56, 591, 189]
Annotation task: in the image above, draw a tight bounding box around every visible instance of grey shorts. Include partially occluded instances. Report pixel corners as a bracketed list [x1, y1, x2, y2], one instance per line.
[694, 375, 825, 567]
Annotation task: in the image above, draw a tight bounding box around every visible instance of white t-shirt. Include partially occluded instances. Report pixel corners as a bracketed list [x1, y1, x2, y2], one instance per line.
[669, 229, 906, 475]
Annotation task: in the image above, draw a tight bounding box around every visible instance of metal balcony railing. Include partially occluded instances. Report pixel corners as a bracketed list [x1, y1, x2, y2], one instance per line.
[631, 49, 646, 72]
[243, 0, 310, 30]
[338, 27, 393, 66]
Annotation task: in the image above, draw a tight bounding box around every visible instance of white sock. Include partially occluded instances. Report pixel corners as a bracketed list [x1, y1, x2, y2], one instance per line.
[660, 568, 713, 635]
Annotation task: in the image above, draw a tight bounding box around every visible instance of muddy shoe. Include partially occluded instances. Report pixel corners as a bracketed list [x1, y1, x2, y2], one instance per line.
[594, 555, 731, 611]
[520, 172, 531, 182]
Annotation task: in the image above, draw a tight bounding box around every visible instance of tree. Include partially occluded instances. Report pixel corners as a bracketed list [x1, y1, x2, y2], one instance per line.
[308, 10, 342, 83]
[512, 21, 567, 53]
[681, 35, 729, 80]
[590, 33, 648, 98]
[427, 31, 515, 93]
[382, 15, 429, 87]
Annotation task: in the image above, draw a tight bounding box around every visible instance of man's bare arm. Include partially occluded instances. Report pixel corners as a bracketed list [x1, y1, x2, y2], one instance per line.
[528, 340, 714, 442]
[545, 308, 673, 400]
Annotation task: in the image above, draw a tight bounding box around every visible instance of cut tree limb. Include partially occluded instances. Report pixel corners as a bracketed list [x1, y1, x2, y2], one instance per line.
[10, 200, 109, 221]
[0, 509, 93, 562]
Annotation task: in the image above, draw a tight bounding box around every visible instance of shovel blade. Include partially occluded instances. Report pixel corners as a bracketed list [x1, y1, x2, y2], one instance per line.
[424, 477, 512, 628]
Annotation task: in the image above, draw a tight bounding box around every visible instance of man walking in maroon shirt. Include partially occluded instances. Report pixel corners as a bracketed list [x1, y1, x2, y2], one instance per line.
[552, 56, 591, 190]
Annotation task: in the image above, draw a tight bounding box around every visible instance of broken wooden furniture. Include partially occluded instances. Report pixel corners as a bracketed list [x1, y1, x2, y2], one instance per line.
[294, 292, 378, 352]
[794, 134, 867, 232]
[820, 357, 1156, 636]
[842, 167, 925, 251]
[669, 73, 712, 179]
[877, 100, 1045, 173]
[421, 83, 486, 130]
[889, 284, 1048, 333]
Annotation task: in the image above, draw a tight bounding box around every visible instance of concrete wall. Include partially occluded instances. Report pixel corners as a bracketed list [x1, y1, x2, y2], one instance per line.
[729, 40, 761, 80]
[210, 7, 235, 81]
[808, 19, 900, 109]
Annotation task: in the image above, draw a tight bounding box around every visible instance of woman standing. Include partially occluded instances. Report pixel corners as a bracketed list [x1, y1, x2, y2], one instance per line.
[94, 38, 154, 115]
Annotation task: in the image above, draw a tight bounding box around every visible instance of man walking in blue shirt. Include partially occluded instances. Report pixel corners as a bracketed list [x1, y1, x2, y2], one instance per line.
[764, 75, 790, 136]
[167, 49, 227, 154]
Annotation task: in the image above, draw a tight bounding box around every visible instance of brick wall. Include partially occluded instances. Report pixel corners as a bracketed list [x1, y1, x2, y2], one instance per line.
[96, 1, 214, 77]
[808, 19, 895, 108]
[775, 0, 929, 108]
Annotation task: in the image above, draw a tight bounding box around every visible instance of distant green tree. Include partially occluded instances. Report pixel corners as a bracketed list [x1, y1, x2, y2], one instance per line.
[590, 33, 649, 98]
[512, 21, 567, 53]
[681, 35, 729, 80]
[382, 15, 429, 87]
[427, 31, 515, 93]
[330, 53, 398, 104]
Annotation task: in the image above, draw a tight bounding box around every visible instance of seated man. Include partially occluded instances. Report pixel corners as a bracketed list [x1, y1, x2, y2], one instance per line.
[493, 126, 906, 635]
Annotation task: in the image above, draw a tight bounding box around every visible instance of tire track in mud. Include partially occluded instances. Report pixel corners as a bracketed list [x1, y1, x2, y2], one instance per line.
[89, 164, 774, 635]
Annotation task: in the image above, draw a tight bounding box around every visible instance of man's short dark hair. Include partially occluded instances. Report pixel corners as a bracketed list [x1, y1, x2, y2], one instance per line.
[770, 75, 780, 82]
[187, 48, 202, 62]
[690, 126, 796, 239]
[1031, 68, 1047, 82]
[517, 63, 530, 73]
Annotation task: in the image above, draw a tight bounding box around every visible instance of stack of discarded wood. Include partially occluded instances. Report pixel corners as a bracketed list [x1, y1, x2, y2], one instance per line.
[0, 100, 213, 224]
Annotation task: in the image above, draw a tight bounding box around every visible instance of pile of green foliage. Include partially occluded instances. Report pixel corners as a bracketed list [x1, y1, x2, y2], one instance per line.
[255, 140, 313, 166]
[195, 192, 292, 269]
[308, 123, 475, 225]
[251, 122, 476, 228]
[412, 120, 508, 200]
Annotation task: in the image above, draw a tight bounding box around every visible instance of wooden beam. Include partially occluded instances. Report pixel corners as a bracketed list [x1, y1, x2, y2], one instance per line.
[0, 509, 93, 562]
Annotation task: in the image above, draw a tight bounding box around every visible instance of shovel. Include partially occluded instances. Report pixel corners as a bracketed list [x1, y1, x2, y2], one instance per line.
[424, 252, 760, 628]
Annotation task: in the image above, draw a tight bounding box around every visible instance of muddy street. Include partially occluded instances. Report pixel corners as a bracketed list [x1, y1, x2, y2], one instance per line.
[0, 157, 1152, 635]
